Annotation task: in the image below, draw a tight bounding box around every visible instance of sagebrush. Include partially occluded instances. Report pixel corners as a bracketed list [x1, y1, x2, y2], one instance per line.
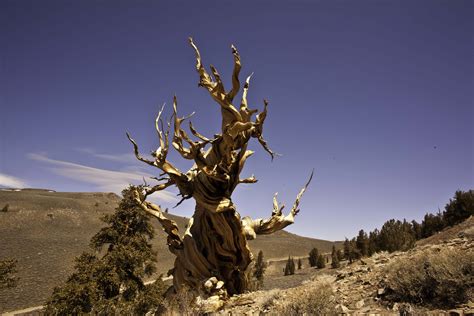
[384, 247, 473, 308]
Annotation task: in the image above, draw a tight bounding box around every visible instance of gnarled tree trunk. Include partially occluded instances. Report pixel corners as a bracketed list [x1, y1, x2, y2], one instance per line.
[127, 38, 312, 300]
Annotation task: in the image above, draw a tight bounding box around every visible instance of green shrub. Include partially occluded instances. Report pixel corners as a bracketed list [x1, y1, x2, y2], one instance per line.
[384, 247, 473, 308]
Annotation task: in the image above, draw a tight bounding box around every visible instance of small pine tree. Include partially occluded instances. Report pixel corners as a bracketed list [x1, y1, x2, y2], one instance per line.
[316, 254, 326, 269]
[284, 256, 295, 276]
[356, 229, 369, 257]
[45, 185, 166, 315]
[253, 250, 266, 289]
[331, 245, 340, 268]
[336, 249, 343, 261]
[343, 238, 350, 261]
[297, 258, 302, 270]
[0, 258, 18, 289]
[308, 248, 319, 267]
[368, 229, 380, 256]
[1, 204, 9, 212]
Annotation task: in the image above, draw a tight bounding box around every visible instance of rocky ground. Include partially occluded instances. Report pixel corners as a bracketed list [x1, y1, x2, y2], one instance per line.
[211, 220, 474, 315]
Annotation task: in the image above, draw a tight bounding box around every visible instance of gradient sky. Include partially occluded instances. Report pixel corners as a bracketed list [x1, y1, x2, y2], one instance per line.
[1, 0, 472, 240]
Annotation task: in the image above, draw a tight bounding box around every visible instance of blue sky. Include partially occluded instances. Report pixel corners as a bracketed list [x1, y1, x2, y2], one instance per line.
[1, 0, 472, 240]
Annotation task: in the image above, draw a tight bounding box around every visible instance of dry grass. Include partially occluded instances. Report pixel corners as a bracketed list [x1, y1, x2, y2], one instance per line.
[266, 276, 336, 315]
[384, 246, 474, 308]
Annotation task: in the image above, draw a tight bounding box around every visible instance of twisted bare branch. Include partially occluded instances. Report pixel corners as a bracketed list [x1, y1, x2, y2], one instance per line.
[131, 188, 183, 253]
[241, 170, 314, 239]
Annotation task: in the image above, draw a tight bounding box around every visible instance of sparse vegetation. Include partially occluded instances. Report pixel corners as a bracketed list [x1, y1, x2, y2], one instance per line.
[44, 185, 166, 315]
[0, 258, 18, 289]
[162, 285, 198, 316]
[271, 277, 335, 315]
[384, 247, 473, 308]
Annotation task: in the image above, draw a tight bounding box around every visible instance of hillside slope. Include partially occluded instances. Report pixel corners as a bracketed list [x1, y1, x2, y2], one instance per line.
[218, 217, 474, 315]
[0, 189, 336, 312]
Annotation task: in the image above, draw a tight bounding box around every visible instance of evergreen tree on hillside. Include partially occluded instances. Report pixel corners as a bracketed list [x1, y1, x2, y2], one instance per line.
[284, 256, 296, 276]
[349, 238, 361, 262]
[411, 220, 422, 240]
[253, 250, 267, 288]
[443, 190, 474, 227]
[368, 229, 380, 256]
[378, 219, 415, 252]
[316, 254, 326, 269]
[356, 229, 369, 257]
[421, 212, 445, 238]
[45, 185, 166, 315]
[343, 238, 351, 261]
[336, 249, 343, 261]
[297, 258, 302, 270]
[331, 245, 340, 268]
[308, 248, 319, 267]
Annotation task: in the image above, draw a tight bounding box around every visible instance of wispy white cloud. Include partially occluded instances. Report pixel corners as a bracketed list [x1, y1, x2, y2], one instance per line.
[0, 173, 29, 188]
[27, 152, 176, 202]
[75, 148, 138, 164]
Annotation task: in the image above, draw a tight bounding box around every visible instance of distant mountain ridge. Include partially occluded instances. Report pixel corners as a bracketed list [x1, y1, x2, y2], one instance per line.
[0, 189, 338, 312]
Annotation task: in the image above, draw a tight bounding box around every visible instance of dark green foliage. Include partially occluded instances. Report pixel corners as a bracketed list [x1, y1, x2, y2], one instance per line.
[1, 204, 9, 212]
[316, 254, 326, 269]
[308, 248, 318, 267]
[368, 229, 379, 256]
[344, 238, 361, 263]
[378, 219, 416, 252]
[284, 256, 295, 276]
[336, 249, 343, 261]
[356, 229, 369, 257]
[297, 258, 302, 270]
[443, 190, 474, 227]
[45, 185, 166, 315]
[253, 250, 266, 288]
[343, 238, 350, 261]
[420, 212, 445, 238]
[331, 245, 340, 268]
[411, 220, 422, 240]
[0, 258, 18, 289]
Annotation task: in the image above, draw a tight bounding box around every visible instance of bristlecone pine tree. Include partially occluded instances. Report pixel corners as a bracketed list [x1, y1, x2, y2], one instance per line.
[44, 186, 166, 315]
[126, 38, 312, 298]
